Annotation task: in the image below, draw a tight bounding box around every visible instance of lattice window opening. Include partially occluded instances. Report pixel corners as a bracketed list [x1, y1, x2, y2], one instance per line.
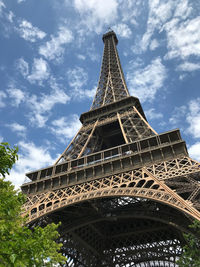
[107, 241, 182, 265]
[109, 245, 181, 265]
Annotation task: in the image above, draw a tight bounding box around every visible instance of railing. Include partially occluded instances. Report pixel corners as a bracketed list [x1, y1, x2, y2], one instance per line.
[24, 129, 183, 183]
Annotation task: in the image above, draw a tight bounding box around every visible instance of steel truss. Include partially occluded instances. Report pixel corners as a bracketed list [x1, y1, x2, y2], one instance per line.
[56, 103, 156, 163]
[23, 156, 200, 222]
[91, 31, 129, 109]
[21, 31, 200, 266]
[23, 156, 200, 265]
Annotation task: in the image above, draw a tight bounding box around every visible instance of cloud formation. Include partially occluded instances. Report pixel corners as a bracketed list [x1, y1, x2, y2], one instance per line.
[127, 57, 167, 102]
[188, 142, 200, 161]
[186, 98, 200, 139]
[17, 19, 46, 42]
[67, 66, 88, 89]
[67, 66, 96, 99]
[6, 122, 27, 137]
[73, 0, 118, 33]
[39, 26, 73, 61]
[0, 91, 7, 108]
[149, 39, 159, 51]
[16, 57, 50, 85]
[138, 0, 200, 66]
[177, 62, 200, 72]
[113, 23, 132, 38]
[7, 141, 56, 188]
[7, 87, 26, 107]
[164, 16, 200, 60]
[27, 58, 50, 85]
[28, 84, 71, 127]
[145, 108, 163, 120]
[169, 98, 200, 139]
[50, 114, 81, 143]
[0, 0, 5, 15]
[16, 58, 29, 77]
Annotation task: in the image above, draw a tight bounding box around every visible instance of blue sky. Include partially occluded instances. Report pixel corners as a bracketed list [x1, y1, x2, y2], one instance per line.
[1, 0, 200, 188]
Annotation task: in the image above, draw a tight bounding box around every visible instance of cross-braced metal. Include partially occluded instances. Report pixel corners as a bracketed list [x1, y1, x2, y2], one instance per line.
[21, 31, 200, 266]
[91, 31, 130, 109]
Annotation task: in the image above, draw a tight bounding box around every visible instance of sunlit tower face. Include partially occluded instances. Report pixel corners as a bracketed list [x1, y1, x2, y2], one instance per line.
[21, 31, 200, 266]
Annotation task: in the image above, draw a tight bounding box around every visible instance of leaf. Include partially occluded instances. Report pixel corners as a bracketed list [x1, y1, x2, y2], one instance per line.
[10, 254, 17, 263]
[0, 143, 65, 266]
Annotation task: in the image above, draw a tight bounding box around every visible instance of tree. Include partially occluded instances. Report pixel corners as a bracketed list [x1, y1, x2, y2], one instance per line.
[0, 142, 66, 266]
[177, 220, 200, 267]
[0, 142, 18, 177]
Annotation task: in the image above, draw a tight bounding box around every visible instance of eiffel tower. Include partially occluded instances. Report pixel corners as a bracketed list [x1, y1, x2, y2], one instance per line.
[21, 30, 200, 266]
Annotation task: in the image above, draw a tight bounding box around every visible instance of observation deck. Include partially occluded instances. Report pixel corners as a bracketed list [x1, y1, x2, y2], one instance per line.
[21, 129, 187, 195]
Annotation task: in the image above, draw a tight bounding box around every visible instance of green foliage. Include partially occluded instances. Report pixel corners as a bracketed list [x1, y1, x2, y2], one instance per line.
[0, 142, 18, 178]
[0, 143, 66, 266]
[177, 220, 200, 267]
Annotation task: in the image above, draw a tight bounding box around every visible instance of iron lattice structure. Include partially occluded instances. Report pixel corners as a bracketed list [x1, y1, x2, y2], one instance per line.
[21, 31, 200, 266]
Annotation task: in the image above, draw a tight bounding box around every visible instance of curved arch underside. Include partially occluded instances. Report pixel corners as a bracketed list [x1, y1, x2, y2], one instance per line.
[34, 197, 188, 267]
[24, 159, 200, 266]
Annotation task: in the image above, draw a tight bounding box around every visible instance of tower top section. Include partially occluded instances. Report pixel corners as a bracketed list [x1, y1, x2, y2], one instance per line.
[102, 30, 118, 45]
[91, 30, 130, 110]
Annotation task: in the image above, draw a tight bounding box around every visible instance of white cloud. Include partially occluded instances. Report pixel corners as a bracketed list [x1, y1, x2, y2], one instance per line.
[173, 0, 192, 20]
[164, 16, 200, 60]
[83, 87, 96, 99]
[29, 113, 48, 128]
[16, 57, 50, 85]
[186, 98, 200, 139]
[87, 42, 99, 62]
[145, 108, 163, 120]
[67, 67, 96, 99]
[17, 0, 26, 3]
[17, 19, 46, 42]
[118, 0, 141, 25]
[188, 142, 200, 161]
[179, 74, 187, 81]
[39, 26, 73, 62]
[6, 123, 26, 137]
[7, 141, 56, 188]
[16, 58, 29, 77]
[7, 11, 14, 23]
[149, 39, 159, 51]
[169, 105, 187, 126]
[7, 87, 26, 107]
[128, 58, 144, 69]
[139, 0, 194, 55]
[131, 35, 144, 55]
[177, 62, 200, 72]
[113, 23, 132, 38]
[27, 58, 50, 85]
[126, 57, 167, 102]
[0, 91, 7, 108]
[140, 0, 175, 51]
[28, 83, 71, 127]
[169, 98, 200, 139]
[7, 78, 71, 127]
[149, 0, 175, 24]
[50, 114, 81, 143]
[77, 54, 86, 60]
[67, 66, 88, 89]
[0, 1, 5, 15]
[73, 0, 118, 33]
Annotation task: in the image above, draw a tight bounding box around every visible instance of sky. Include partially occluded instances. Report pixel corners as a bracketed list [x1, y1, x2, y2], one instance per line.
[0, 0, 200, 188]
